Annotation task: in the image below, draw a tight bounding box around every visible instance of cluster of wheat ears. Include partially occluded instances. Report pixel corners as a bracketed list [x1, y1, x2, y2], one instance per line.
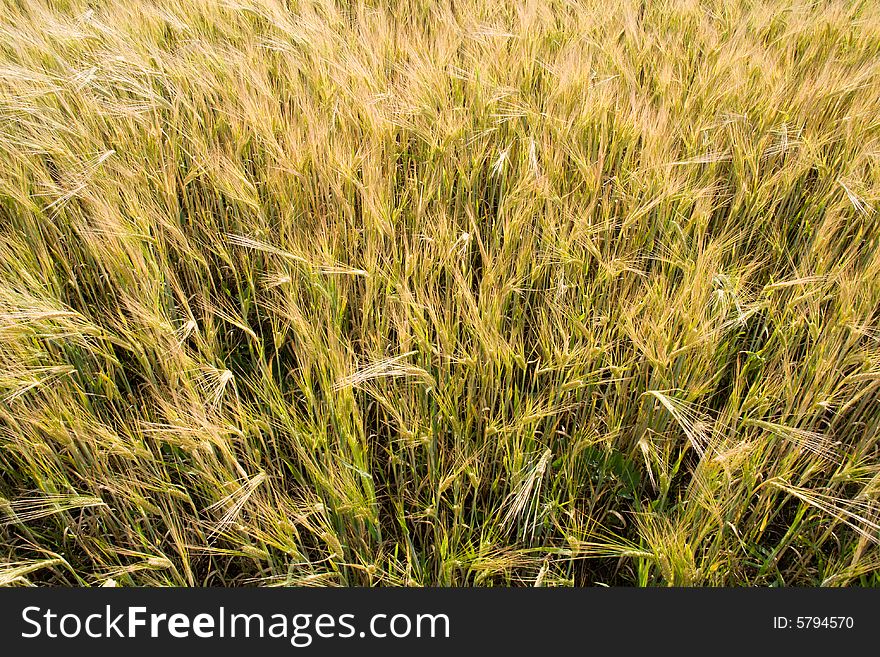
[1, 0, 879, 586]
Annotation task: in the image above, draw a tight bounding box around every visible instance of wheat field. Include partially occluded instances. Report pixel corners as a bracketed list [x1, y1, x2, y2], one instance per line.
[1, 0, 879, 586]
